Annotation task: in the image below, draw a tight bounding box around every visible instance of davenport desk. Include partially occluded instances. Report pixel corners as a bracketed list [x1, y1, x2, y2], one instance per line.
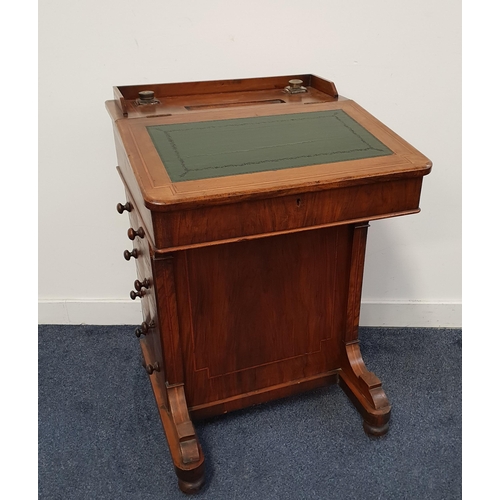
[105, 74, 431, 494]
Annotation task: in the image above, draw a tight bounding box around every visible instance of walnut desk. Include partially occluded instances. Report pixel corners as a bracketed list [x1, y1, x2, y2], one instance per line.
[105, 74, 431, 494]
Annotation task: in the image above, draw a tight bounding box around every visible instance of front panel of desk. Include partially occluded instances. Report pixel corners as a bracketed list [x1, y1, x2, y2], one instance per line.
[106, 74, 431, 493]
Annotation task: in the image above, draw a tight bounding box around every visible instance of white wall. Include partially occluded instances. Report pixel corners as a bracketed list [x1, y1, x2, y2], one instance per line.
[38, 0, 461, 326]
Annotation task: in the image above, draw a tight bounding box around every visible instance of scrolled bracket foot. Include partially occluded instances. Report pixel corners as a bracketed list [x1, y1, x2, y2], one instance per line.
[177, 473, 205, 495]
[175, 459, 205, 494]
[363, 419, 390, 437]
[339, 341, 391, 436]
[139, 337, 205, 493]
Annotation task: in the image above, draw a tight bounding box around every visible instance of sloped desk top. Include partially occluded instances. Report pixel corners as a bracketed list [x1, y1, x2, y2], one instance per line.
[106, 77, 431, 212]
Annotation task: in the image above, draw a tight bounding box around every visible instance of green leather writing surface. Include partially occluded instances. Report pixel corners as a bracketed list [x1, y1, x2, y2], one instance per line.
[147, 110, 393, 182]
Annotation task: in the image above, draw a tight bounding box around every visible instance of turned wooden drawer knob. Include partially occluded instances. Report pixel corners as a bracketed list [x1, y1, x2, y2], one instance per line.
[130, 289, 145, 300]
[135, 321, 150, 338]
[134, 279, 150, 291]
[128, 227, 145, 240]
[145, 362, 160, 374]
[123, 249, 138, 260]
[116, 202, 132, 214]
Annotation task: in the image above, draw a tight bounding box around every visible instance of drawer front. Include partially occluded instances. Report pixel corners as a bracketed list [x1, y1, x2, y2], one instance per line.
[151, 177, 423, 250]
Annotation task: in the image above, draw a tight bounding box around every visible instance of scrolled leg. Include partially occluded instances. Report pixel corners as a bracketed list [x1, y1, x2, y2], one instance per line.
[140, 337, 205, 493]
[339, 341, 391, 436]
[164, 384, 205, 493]
[339, 222, 391, 436]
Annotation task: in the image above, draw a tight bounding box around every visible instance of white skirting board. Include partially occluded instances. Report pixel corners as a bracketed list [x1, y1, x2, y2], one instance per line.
[359, 301, 461, 328]
[38, 300, 462, 328]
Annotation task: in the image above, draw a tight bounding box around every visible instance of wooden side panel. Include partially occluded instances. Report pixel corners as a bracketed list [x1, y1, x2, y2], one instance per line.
[153, 255, 186, 386]
[174, 226, 352, 412]
[114, 125, 155, 244]
[152, 178, 423, 250]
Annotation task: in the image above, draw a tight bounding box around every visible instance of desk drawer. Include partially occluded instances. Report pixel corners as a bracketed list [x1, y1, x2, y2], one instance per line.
[151, 177, 423, 250]
[119, 192, 164, 382]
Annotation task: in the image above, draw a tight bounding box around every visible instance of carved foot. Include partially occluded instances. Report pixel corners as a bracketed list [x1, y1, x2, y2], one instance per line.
[175, 461, 205, 494]
[339, 341, 391, 436]
[363, 419, 389, 437]
[165, 384, 205, 493]
[139, 338, 205, 493]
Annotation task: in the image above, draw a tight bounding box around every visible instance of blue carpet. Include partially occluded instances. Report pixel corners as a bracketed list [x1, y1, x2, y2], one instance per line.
[38, 326, 461, 499]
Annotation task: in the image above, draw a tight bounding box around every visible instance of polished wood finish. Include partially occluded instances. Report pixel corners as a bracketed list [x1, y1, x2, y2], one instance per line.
[113, 74, 338, 117]
[107, 74, 431, 493]
[111, 99, 429, 212]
